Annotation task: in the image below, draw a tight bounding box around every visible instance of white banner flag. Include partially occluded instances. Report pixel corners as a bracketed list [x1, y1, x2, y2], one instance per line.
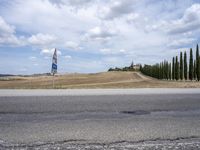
[51, 48, 57, 74]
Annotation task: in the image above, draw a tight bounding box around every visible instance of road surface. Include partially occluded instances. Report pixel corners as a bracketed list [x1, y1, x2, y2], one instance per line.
[0, 89, 200, 149]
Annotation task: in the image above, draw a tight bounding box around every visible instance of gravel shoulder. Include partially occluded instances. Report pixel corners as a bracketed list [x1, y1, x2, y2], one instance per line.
[0, 88, 200, 96]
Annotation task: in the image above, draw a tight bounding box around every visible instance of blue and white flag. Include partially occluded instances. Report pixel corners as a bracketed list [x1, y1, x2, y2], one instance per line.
[51, 48, 57, 75]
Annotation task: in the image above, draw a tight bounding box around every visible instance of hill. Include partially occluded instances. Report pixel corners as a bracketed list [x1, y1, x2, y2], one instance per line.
[0, 71, 200, 89]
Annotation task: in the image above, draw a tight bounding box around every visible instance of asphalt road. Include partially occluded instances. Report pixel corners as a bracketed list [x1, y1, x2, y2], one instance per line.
[0, 89, 200, 149]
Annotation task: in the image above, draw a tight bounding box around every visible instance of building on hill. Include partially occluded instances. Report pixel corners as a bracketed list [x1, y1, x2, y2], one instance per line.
[133, 64, 141, 70]
[129, 61, 141, 70]
[108, 62, 141, 72]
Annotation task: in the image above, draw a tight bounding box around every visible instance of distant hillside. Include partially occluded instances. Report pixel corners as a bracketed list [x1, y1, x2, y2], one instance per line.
[0, 73, 51, 77]
[0, 74, 15, 77]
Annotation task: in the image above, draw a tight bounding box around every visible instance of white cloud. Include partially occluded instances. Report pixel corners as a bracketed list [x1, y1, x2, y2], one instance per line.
[64, 55, 72, 59]
[98, 0, 134, 20]
[0, 16, 15, 35]
[28, 33, 57, 46]
[0, 17, 58, 47]
[0, 16, 58, 48]
[48, 0, 65, 6]
[145, 20, 167, 32]
[99, 48, 127, 55]
[168, 4, 200, 34]
[84, 26, 118, 42]
[48, 0, 93, 7]
[126, 13, 140, 23]
[65, 41, 80, 50]
[168, 38, 196, 48]
[147, 4, 200, 35]
[119, 49, 126, 53]
[0, 16, 21, 46]
[100, 48, 112, 54]
[29, 56, 37, 60]
[33, 63, 39, 66]
[67, 0, 93, 6]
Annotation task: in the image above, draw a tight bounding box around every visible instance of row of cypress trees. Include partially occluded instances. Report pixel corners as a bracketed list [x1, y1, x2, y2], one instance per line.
[140, 44, 200, 81]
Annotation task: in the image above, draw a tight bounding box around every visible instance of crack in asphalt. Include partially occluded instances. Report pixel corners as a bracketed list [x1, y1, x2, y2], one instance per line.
[1, 108, 200, 115]
[1, 136, 200, 149]
[0, 139, 87, 149]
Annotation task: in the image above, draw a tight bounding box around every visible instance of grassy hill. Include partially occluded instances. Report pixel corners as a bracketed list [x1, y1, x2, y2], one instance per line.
[0, 71, 200, 89]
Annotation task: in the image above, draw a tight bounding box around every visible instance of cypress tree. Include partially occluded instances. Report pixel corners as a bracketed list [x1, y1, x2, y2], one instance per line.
[162, 62, 164, 79]
[159, 63, 160, 79]
[175, 56, 179, 80]
[156, 63, 159, 79]
[166, 61, 169, 80]
[169, 63, 171, 80]
[164, 61, 168, 80]
[198, 57, 200, 81]
[159, 62, 162, 79]
[196, 44, 200, 81]
[194, 60, 196, 80]
[180, 52, 183, 80]
[184, 51, 188, 80]
[164, 60, 167, 79]
[172, 57, 175, 80]
[189, 48, 193, 80]
[159, 63, 161, 79]
[163, 61, 165, 79]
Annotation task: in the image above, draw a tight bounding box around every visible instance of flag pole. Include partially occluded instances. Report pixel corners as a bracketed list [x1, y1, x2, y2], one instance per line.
[53, 74, 54, 88]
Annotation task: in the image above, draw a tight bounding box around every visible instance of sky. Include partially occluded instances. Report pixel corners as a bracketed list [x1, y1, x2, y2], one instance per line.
[0, 0, 200, 74]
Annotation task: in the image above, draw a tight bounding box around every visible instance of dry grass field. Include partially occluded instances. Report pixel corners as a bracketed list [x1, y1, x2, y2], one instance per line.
[0, 71, 200, 89]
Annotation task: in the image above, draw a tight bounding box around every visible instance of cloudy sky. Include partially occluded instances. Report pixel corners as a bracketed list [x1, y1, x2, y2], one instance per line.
[0, 0, 200, 74]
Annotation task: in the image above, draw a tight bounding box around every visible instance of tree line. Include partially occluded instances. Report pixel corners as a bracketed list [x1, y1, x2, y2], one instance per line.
[140, 44, 200, 81]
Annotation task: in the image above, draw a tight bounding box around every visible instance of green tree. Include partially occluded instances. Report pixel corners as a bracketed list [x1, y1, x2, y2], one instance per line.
[184, 51, 188, 80]
[194, 60, 196, 80]
[169, 63, 171, 80]
[196, 44, 200, 81]
[159, 63, 162, 79]
[189, 48, 193, 80]
[164, 60, 168, 80]
[172, 57, 175, 80]
[175, 56, 180, 80]
[162, 62, 164, 79]
[166, 61, 169, 80]
[180, 52, 183, 80]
